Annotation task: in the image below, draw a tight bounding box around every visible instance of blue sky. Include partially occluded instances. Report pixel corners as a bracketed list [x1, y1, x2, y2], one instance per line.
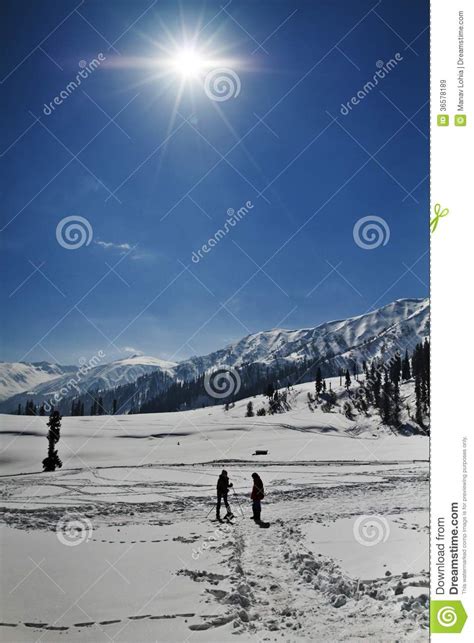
[0, 0, 429, 365]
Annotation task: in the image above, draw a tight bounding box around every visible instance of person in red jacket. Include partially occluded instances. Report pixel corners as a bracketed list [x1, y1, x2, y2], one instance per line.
[251, 472, 264, 523]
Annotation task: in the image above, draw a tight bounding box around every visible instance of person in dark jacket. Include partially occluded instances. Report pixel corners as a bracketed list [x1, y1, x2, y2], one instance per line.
[216, 469, 233, 520]
[250, 472, 265, 523]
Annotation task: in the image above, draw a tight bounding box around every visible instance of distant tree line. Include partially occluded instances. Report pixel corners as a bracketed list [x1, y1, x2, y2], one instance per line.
[139, 358, 317, 414]
[13, 340, 430, 424]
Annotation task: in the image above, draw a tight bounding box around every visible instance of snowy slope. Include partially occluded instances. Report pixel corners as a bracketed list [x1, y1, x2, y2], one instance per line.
[0, 361, 76, 402]
[0, 376, 426, 474]
[0, 378, 429, 641]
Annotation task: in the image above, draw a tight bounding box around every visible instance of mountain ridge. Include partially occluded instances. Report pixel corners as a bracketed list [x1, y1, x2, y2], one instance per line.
[0, 298, 429, 414]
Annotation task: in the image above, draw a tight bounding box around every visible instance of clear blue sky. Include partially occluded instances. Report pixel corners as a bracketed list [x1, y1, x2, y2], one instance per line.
[0, 0, 429, 365]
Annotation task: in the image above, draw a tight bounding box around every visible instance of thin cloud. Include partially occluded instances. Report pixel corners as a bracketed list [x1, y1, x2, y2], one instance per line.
[95, 240, 156, 262]
[123, 346, 143, 355]
[95, 240, 133, 252]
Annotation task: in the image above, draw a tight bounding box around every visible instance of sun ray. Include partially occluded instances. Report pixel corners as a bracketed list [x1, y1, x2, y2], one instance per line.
[99, 13, 264, 183]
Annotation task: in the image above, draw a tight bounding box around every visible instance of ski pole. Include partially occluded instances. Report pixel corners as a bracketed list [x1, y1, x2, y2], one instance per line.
[206, 503, 215, 518]
[232, 487, 245, 518]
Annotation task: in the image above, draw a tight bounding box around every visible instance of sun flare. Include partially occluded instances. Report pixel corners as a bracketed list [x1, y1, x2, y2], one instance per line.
[171, 48, 207, 78]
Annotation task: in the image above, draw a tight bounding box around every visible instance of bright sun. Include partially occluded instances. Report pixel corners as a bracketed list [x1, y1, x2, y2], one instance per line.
[172, 48, 206, 78]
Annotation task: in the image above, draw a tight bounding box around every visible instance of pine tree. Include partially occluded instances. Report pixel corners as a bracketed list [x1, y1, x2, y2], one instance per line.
[344, 369, 351, 390]
[112, 399, 117, 415]
[26, 400, 35, 415]
[315, 367, 323, 396]
[246, 401, 254, 417]
[269, 391, 281, 414]
[375, 369, 382, 409]
[364, 362, 374, 406]
[410, 339, 430, 428]
[322, 379, 326, 393]
[391, 378, 401, 426]
[423, 339, 430, 413]
[415, 373, 424, 426]
[382, 371, 393, 425]
[17, 403, 22, 415]
[412, 343, 422, 378]
[265, 383, 275, 399]
[389, 352, 402, 385]
[42, 410, 63, 472]
[39, 404, 45, 416]
[401, 350, 411, 380]
[98, 396, 104, 415]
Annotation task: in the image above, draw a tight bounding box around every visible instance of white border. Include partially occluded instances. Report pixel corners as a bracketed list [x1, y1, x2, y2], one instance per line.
[431, 0, 473, 636]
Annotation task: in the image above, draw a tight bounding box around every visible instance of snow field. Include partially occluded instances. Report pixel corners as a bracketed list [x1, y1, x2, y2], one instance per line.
[0, 378, 428, 641]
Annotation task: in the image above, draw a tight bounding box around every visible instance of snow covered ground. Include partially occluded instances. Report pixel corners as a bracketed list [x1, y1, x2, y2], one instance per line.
[0, 380, 429, 641]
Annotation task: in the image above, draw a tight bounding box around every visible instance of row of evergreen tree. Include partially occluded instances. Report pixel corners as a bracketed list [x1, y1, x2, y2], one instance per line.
[344, 340, 430, 430]
[139, 359, 312, 414]
[245, 340, 430, 430]
[15, 340, 430, 426]
[14, 368, 175, 417]
[17, 396, 119, 417]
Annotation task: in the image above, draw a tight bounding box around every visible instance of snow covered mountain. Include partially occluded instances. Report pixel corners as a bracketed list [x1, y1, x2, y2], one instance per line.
[0, 298, 429, 414]
[0, 361, 76, 402]
[65, 354, 177, 392]
[175, 298, 429, 379]
[0, 355, 177, 411]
